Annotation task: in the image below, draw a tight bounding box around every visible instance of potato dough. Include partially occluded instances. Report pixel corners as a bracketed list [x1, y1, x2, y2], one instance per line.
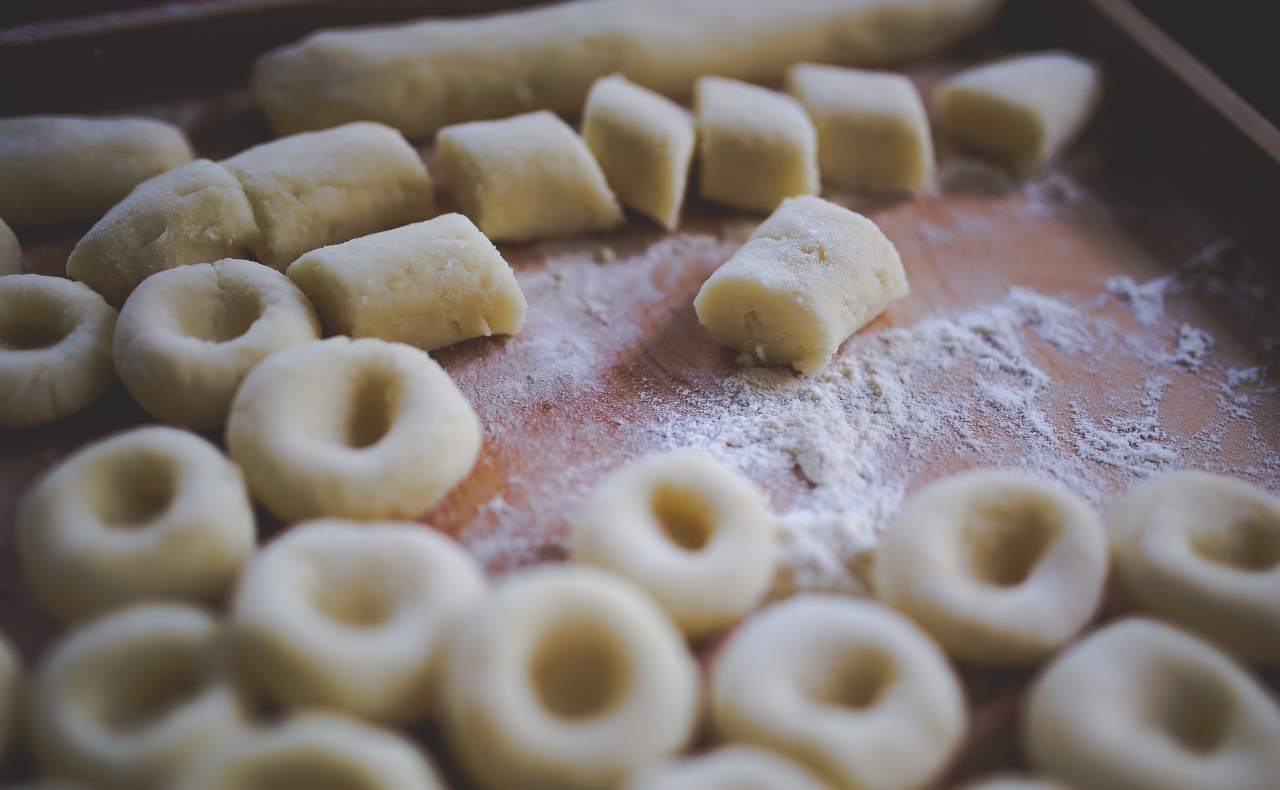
[1023, 618, 1280, 790]
[582, 74, 695, 229]
[443, 566, 699, 790]
[786, 63, 934, 193]
[28, 604, 247, 790]
[0, 218, 20, 275]
[18, 426, 256, 622]
[227, 337, 481, 522]
[711, 596, 965, 790]
[1, 630, 19, 762]
[695, 76, 820, 213]
[934, 52, 1100, 175]
[113, 259, 319, 430]
[66, 160, 260, 307]
[438, 111, 622, 242]
[959, 777, 1072, 790]
[0, 116, 193, 228]
[223, 122, 434, 269]
[571, 450, 775, 637]
[0, 275, 117, 427]
[288, 214, 525, 351]
[873, 470, 1108, 665]
[695, 195, 908, 373]
[625, 746, 830, 790]
[1109, 471, 1280, 662]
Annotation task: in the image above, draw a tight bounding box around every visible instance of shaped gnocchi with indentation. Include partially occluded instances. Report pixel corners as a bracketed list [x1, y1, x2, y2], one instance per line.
[624, 745, 830, 790]
[958, 776, 1073, 790]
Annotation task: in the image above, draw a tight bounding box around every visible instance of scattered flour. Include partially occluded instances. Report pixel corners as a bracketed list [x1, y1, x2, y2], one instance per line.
[1164, 324, 1214, 371]
[1105, 274, 1170, 326]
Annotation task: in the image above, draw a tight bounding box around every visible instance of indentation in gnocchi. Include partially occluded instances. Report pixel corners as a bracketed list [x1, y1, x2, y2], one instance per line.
[531, 621, 630, 719]
[309, 578, 395, 629]
[234, 761, 373, 790]
[0, 303, 72, 350]
[90, 644, 207, 732]
[965, 504, 1060, 587]
[94, 450, 178, 527]
[1150, 665, 1235, 754]
[176, 282, 264, 343]
[650, 484, 715, 552]
[1191, 517, 1280, 573]
[817, 647, 896, 710]
[343, 370, 399, 449]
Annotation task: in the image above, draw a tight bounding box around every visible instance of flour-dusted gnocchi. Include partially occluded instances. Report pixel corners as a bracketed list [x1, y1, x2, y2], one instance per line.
[442, 566, 699, 790]
[0, 218, 20, 275]
[873, 470, 1108, 665]
[934, 52, 1100, 175]
[695, 76, 820, 213]
[227, 337, 481, 522]
[582, 74, 696, 230]
[786, 63, 934, 193]
[0, 630, 19, 762]
[288, 213, 526, 351]
[0, 116, 193, 228]
[28, 604, 248, 790]
[231, 519, 487, 723]
[17, 427, 256, 622]
[958, 777, 1073, 790]
[1023, 618, 1280, 790]
[114, 259, 320, 430]
[66, 160, 260, 306]
[624, 746, 830, 790]
[710, 596, 965, 790]
[1109, 471, 1280, 662]
[437, 111, 623, 242]
[694, 195, 908, 373]
[571, 450, 775, 637]
[0, 275, 116, 427]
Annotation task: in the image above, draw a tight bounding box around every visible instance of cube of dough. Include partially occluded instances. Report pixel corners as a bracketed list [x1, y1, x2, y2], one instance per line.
[436, 111, 623, 242]
[934, 52, 1100, 175]
[694, 195, 907, 373]
[288, 213, 527, 351]
[582, 74, 696, 230]
[695, 76, 820, 213]
[786, 63, 934, 193]
[223, 122, 434, 269]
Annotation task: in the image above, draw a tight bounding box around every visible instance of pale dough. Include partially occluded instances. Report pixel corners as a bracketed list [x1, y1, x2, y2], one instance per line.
[17, 426, 256, 622]
[624, 746, 830, 790]
[694, 195, 908, 373]
[226, 337, 481, 522]
[1023, 618, 1280, 790]
[0, 630, 19, 763]
[786, 63, 934, 193]
[0, 275, 117, 428]
[287, 213, 526, 351]
[959, 777, 1073, 790]
[695, 76, 820, 213]
[437, 110, 622, 242]
[0, 218, 20, 275]
[0, 116, 193, 227]
[66, 159, 260, 307]
[222, 122, 434, 269]
[934, 52, 1100, 175]
[582, 74, 695, 229]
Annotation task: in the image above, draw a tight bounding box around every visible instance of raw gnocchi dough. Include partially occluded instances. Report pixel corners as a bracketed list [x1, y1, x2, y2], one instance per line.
[694, 195, 908, 373]
[0, 116, 193, 227]
[0, 630, 19, 762]
[0, 275, 117, 428]
[959, 777, 1072, 790]
[571, 450, 776, 637]
[624, 746, 830, 790]
[437, 111, 623, 242]
[786, 63, 934, 193]
[222, 122, 434, 269]
[582, 74, 696, 229]
[934, 52, 1100, 175]
[0, 218, 20, 275]
[287, 213, 526, 351]
[114, 258, 320, 430]
[1023, 618, 1280, 790]
[695, 76, 820, 213]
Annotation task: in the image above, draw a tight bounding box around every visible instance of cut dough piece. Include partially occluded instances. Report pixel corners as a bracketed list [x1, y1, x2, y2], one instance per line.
[1, 630, 19, 762]
[1023, 618, 1280, 790]
[28, 603, 247, 790]
[873, 470, 1108, 665]
[0, 218, 20, 275]
[1108, 471, 1280, 662]
[571, 449, 775, 637]
[582, 74, 695, 229]
[437, 110, 623, 242]
[227, 337, 481, 522]
[786, 63, 934, 193]
[17, 426, 256, 621]
[958, 777, 1072, 790]
[694, 195, 908, 373]
[66, 159, 260, 307]
[114, 259, 320, 430]
[442, 566, 699, 790]
[711, 596, 965, 790]
[624, 746, 829, 790]
[174, 713, 445, 790]
[0, 275, 117, 428]
[934, 52, 1100, 175]
[0, 116, 193, 228]
[288, 213, 525, 351]
[231, 519, 487, 723]
[695, 76, 820, 213]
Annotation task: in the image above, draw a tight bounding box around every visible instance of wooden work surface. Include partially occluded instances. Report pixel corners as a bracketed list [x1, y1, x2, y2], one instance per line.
[2, 0, 1279, 784]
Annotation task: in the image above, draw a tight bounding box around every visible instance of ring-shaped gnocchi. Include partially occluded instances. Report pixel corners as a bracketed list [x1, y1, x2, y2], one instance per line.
[624, 745, 830, 790]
